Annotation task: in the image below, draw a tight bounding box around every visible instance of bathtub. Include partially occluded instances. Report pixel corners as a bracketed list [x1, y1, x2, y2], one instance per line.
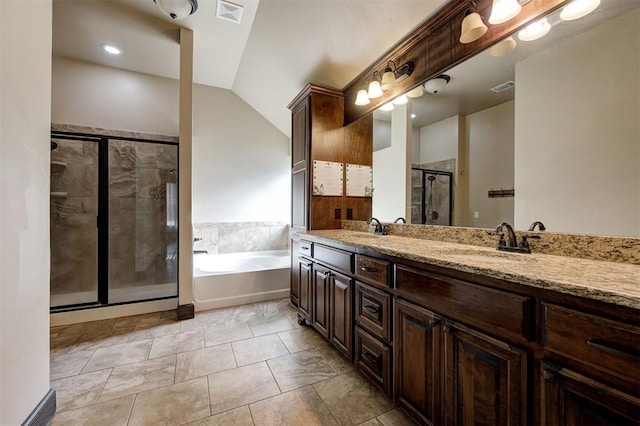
[193, 250, 290, 311]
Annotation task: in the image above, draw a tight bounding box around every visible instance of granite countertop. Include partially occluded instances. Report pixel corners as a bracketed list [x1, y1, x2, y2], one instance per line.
[302, 230, 640, 310]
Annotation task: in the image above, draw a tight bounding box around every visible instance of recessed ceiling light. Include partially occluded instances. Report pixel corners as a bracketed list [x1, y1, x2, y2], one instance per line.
[518, 18, 551, 41]
[411, 114, 417, 119]
[101, 44, 122, 55]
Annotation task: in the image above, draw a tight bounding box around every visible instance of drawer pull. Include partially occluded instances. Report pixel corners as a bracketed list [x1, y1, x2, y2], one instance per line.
[364, 304, 379, 314]
[301, 246, 309, 250]
[586, 339, 640, 362]
[361, 266, 378, 273]
[362, 351, 379, 364]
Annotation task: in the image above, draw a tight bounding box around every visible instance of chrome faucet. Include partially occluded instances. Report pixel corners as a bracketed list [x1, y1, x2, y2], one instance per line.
[367, 217, 387, 235]
[528, 221, 546, 231]
[394, 217, 406, 224]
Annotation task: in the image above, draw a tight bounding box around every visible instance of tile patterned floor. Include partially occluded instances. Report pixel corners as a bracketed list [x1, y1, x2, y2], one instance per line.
[50, 299, 417, 425]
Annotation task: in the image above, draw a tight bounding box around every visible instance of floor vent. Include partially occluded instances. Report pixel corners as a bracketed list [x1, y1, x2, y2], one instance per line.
[216, 0, 243, 24]
[491, 80, 515, 93]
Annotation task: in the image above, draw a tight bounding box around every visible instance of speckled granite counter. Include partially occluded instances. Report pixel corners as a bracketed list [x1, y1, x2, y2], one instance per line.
[301, 229, 640, 310]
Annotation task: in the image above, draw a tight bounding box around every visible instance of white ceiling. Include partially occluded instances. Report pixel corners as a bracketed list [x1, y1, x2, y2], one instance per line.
[52, 0, 446, 137]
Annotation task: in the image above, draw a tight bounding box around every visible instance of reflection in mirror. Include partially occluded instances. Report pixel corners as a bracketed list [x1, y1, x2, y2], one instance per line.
[372, 0, 639, 237]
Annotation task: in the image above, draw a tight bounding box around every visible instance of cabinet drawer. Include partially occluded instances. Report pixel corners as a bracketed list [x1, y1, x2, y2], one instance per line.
[355, 327, 392, 397]
[299, 240, 313, 258]
[395, 265, 533, 341]
[356, 282, 391, 344]
[543, 304, 640, 383]
[355, 255, 391, 289]
[314, 244, 353, 274]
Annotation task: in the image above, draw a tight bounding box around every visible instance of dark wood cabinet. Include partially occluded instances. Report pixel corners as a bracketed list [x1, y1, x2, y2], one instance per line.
[298, 257, 312, 324]
[312, 264, 331, 338]
[541, 362, 640, 425]
[394, 299, 442, 425]
[443, 322, 527, 426]
[356, 326, 392, 396]
[330, 270, 353, 359]
[355, 281, 391, 344]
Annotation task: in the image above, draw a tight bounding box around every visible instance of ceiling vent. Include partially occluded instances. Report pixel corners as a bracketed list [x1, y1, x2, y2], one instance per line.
[216, 0, 243, 24]
[490, 80, 515, 93]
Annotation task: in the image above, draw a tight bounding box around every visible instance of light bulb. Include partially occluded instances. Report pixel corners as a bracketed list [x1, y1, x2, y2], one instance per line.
[101, 44, 122, 55]
[368, 80, 384, 99]
[488, 0, 522, 25]
[488, 36, 517, 57]
[518, 17, 551, 41]
[560, 0, 600, 21]
[379, 102, 394, 112]
[406, 86, 424, 98]
[355, 89, 370, 106]
[381, 69, 396, 91]
[460, 11, 488, 44]
[392, 94, 408, 105]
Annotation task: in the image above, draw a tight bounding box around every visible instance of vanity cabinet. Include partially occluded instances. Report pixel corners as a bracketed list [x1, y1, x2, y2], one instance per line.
[291, 238, 313, 322]
[312, 264, 331, 338]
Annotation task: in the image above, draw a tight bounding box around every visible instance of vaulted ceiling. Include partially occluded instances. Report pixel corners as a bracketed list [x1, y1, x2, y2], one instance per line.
[52, 0, 447, 137]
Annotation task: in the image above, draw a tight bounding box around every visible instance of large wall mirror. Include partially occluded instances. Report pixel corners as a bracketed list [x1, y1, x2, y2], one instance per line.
[371, 0, 639, 237]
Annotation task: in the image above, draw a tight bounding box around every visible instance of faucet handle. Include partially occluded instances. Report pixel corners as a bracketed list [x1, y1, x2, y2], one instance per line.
[487, 231, 506, 248]
[519, 235, 541, 251]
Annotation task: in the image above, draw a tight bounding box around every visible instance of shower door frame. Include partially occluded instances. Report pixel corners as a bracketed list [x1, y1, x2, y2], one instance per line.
[412, 167, 453, 226]
[50, 130, 180, 313]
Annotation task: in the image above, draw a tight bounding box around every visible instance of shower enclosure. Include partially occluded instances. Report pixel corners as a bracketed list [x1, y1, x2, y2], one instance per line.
[411, 168, 453, 226]
[50, 131, 179, 311]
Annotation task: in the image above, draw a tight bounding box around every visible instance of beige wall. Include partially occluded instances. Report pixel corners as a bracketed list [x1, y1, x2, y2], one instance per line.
[373, 104, 411, 221]
[418, 115, 460, 165]
[52, 56, 179, 136]
[0, 0, 52, 423]
[192, 84, 289, 223]
[515, 9, 640, 236]
[466, 101, 514, 228]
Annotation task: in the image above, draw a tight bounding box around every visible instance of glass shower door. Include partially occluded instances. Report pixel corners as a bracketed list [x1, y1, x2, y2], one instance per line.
[107, 139, 178, 303]
[50, 136, 99, 308]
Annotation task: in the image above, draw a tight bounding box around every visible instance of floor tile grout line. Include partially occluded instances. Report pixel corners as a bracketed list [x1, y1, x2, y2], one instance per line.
[265, 357, 284, 395]
[125, 393, 137, 426]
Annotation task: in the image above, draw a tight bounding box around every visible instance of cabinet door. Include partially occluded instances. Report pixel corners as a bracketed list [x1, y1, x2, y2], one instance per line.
[393, 299, 442, 425]
[330, 270, 353, 360]
[298, 258, 312, 324]
[290, 241, 300, 308]
[291, 168, 307, 230]
[542, 362, 640, 426]
[443, 322, 527, 426]
[312, 264, 331, 338]
[291, 98, 309, 169]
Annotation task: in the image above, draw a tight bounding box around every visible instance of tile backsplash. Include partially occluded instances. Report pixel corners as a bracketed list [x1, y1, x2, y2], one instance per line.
[193, 222, 290, 255]
[342, 220, 640, 265]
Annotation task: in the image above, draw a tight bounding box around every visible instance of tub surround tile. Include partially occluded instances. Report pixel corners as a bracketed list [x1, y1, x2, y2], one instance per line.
[207, 362, 281, 415]
[99, 355, 177, 402]
[51, 395, 135, 426]
[185, 406, 254, 426]
[175, 344, 237, 383]
[148, 329, 205, 359]
[248, 315, 295, 337]
[278, 327, 327, 354]
[128, 377, 211, 426]
[51, 369, 112, 412]
[313, 372, 395, 425]
[249, 386, 338, 426]
[231, 334, 289, 366]
[204, 323, 253, 346]
[306, 228, 640, 309]
[267, 349, 337, 392]
[82, 339, 152, 373]
[193, 221, 290, 255]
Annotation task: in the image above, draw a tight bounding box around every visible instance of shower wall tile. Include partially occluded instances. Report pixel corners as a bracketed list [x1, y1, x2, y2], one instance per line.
[193, 222, 290, 255]
[51, 139, 83, 164]
[109, 168, 137, 198]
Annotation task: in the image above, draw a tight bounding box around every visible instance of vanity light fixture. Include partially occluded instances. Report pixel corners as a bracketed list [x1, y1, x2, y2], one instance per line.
[518, 17, 551, 41]
[488, 36, 517, 57]
[406, 86, 424, 98]
[379, 102, 394, 112]
[560, 0, 600, 21]
[460, 1, 488, 44]
[381, 61, 397, 91]
[153, 0, 198, 20]
[424, 74, 450, 94]
[355, 89, 371, 106]
[101, 44, 122, 55]
[368, 71, 384, 99]
[392, 94, 409, 105]
[488, 0, 522, 25]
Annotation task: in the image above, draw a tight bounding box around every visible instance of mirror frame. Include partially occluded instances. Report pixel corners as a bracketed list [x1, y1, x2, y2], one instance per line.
[342, 0, 571, 126]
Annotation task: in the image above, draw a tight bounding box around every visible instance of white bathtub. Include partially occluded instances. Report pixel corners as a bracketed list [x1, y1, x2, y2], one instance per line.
[193, 250, 290, 311]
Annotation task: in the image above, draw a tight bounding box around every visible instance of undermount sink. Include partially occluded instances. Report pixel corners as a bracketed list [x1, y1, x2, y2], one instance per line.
[351, 233, 385, 239]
